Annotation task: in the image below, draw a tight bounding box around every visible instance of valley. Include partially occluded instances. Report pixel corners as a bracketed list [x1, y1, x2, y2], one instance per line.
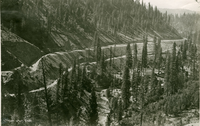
[1, 0, 199, 126]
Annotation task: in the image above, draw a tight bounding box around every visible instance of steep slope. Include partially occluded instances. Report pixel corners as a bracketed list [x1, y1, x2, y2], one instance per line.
[30, 39, 184, 79]
[1, 0, 182, 71]
[1, 26, 43, 70]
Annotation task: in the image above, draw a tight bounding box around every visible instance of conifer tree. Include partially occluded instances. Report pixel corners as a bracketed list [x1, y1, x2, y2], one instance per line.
[32, 93, 41, 124]
[117, 99, 123, 123]
[1, 79, 5, 118]
[76, 59, 81, 86]
[126, 43, 132, 68]
[133, 44, 138, 69]
[96, 37, 101, 64]
[142, 35, 148, 68]
[164, 51, 170, 96]
[121, 65, 130, 109]
[79, 66, 85, 90]
[41, 58, 52, 126]
[56, 63, 63, 126]
[14, 70, 25, 121]
[63, 68, 69, 100]
[153, 36, 157, 60]
[89, 87, 98, 126]
[71, 60, 77, 90]
[169, 43, 178, 94]
[192, 60, 197, 80]
[149, 68, 158, 101]
[131, 66, 140, 101]
[81, 65, 92, 92]
[57, 63, 63, 103]
[157, 47, 162, 71]
[182, 40, 187, 60]
[109, 47, 112, 68]
[131, 70, 136, 98]
[100, 51, 106, 75]
[176, 51, 182, 73]
[157, 38, 161, 50]
[139, 76, 146, 126]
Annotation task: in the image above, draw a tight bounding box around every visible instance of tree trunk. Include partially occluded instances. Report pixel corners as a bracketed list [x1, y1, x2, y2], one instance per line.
[1, 79, 4, 118]
[140, 112, 143, 126]
[42, 59, 52, 126]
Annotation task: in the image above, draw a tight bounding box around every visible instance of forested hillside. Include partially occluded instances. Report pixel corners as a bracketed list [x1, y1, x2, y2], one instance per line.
[1, 0, 199, 126]
[1, 0, 181, 70]
[169, 13, 200, 43]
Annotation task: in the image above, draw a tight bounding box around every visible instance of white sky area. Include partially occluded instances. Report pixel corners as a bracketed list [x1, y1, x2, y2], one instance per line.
[142, 0, 200, 12]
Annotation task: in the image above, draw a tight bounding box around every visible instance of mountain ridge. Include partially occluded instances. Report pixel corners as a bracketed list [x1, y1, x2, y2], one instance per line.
[158, 8, 200, 15]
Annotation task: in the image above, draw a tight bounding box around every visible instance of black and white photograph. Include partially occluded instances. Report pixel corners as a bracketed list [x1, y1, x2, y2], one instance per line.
[1, 0, 200, 125]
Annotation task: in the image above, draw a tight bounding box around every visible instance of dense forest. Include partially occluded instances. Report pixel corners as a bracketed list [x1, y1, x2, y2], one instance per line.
[1, 0, 199, 126]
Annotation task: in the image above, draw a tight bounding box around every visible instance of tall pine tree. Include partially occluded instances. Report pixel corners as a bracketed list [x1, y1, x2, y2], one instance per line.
[169, 43, 178, 94]
[89, 88, 98, 126]
[133, 44, 138, 69]
[126, 43, 132, 69]
[142, 35, 148, 69]
[164, 51, 171, 96]
[121, 65, 130, 109]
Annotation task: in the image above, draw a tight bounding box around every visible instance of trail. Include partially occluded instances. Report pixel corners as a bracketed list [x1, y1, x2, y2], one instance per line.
[8, 38, 185, 95]
[6, 38, 185, 125]
[30, 39, 185, 72]
[29, 79, 58, 93]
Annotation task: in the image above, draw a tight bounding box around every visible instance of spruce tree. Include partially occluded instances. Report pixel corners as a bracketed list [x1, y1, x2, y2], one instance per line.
[131, 70, 136, 99]
[63, 68, 69, 100]
[139, 76, 146, 126]
[76, 59, 81, 87]
[117, 99, 123, 123]
[81, 65, 92, 92]
[56, 63, 63, 126]
[89, 88, 98, 126]
[142, 35, 148, 68]
[109, 47, 112, 68]
[153, 36, 157, 60]
[169, 43, 178, 94]
[32, 93, 41, 124]
[157, 47, 162, 71]
[100, 51, 106, 75]
[149, 68, 158, 101]
[164, 51, 170, 96]
[121, 65, 130, 109]
[57, 63, 63, 103]
[71, 60, 77, 90]
[182, 40, 187, 61]
[79, 66, 85, 90]
[41, 58, 52, 126]
[133, 44, 138, 69]
[192, 60, 197, 80]
[96, 37, 101, 64]
[14, 70, 25, 121]
[1, 79, 5, 118]
[126, 43, 132, 69]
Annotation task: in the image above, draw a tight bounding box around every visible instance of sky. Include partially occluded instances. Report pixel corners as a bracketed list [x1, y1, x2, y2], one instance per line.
[142, 0, 200, 12]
